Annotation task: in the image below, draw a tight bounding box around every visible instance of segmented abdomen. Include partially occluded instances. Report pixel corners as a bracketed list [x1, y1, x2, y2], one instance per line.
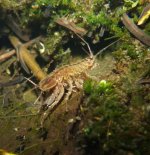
[39, 57, 94, 91]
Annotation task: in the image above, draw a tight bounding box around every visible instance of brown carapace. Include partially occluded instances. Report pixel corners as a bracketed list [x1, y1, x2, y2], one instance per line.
[39, 35, 120, 126]
[39, 38, 95, 126]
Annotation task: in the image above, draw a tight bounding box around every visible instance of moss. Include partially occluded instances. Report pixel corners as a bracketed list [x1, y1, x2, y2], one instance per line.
[81, 78, 150, 154]
[16, 0, 128, 43]
[83, 79, 95, 95]
[0, 0, 19, 9]
[0, 0, 150, 154]
[44, 31, 66, 55]
[80, 46, 150, 154]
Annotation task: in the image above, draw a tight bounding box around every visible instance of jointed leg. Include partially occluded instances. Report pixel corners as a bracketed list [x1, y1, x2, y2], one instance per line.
[64, 79, 73, 102]
[44, 86, 60, 106]
[63, 79, 73, 111]
[40, 84, 64, 126]
[74, 78, 83, 90]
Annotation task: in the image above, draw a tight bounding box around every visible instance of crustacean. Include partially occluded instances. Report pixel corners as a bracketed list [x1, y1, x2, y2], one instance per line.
[39, 36, 95, 125]
[39, 35, 120, 126]
[8, 33, 96, 126]
[8, 34, 119, 126]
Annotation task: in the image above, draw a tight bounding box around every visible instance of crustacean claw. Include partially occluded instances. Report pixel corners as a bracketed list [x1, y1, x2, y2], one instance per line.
[40, 84, 64, 126]
[39, 34, 120, 126]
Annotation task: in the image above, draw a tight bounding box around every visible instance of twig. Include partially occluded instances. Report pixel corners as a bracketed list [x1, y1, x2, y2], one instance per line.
[55, 18, 87, 36]
[0, 36, 42, 62]
[9, 35, 47, 80]
[0, 49, 16, 62]
[122, 13, 150, 46]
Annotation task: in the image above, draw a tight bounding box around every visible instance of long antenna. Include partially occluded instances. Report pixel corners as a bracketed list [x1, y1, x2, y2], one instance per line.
[75, 33, 93, 58]
[75, 31, 121, 59]
[95, 38, 121, 57]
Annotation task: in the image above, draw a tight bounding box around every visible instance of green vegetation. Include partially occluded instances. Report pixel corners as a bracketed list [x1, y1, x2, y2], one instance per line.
[83, 79, 112, 96]
[81, 75, 150, 154]
[0, 0, 150, 154]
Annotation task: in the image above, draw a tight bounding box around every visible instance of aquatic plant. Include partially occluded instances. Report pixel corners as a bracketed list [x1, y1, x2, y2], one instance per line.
[83, 79, 113, 106]
[79, 46, 150, 154]
[0, 0, 150, 154]
[81, 76, 150, 154]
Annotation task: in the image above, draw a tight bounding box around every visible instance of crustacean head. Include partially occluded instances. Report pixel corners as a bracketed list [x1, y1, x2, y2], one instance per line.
[39, 76, 57, 91]
[86, 57, 95, 69]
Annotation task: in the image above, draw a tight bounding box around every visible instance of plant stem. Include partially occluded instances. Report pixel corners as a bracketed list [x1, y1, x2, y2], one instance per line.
[9, 35, 47, 81]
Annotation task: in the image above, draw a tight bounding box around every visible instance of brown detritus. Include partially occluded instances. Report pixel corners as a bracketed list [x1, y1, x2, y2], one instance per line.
[9, 35, 47, 81]
[55, 18, 87, 36]
[0, 49, 16, 62]
[0, 36, 42, 62]
[122, 13, 150, 46]
[138, 78, 150, 84]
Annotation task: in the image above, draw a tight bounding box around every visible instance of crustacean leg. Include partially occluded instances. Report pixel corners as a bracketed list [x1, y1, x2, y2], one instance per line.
[40, 84, 64, 126]
[64, 79, 73, 102]
[43, 85, 60, 107]
[74, 78, 84, 90]
[63, 79, 74, 111]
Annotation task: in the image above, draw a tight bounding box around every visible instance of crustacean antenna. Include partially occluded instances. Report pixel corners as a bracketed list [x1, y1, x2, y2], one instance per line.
[95, 38, 121, 58]
[24, 76, 38, 87]
[75, 33, 121, 59]
[75, 33, 93, 58]
[24, 76, 42, 105]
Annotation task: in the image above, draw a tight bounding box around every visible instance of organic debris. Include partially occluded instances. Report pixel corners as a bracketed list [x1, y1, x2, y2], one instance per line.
[0, 1, 150, 155]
